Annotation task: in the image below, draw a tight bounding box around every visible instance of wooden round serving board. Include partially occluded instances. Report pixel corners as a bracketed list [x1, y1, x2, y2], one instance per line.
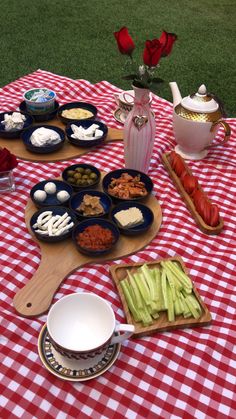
[0, 117, 123, 162]
[13, 182, 162, 318]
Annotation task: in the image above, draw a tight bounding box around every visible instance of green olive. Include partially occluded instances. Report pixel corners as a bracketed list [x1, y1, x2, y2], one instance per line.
[76, 167, 84, 173]
[76, 179, 83, 185]
[87, 179, 94, 185]
[84, 168, 92, 175]
[67, 170, 75, 176]
[67, 176, 75, 183]
[82, 174, 88, 180]
[90, 173, 97, 180]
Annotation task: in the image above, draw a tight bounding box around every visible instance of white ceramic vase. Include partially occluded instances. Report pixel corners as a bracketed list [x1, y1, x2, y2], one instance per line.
[124, 85, 156, 173]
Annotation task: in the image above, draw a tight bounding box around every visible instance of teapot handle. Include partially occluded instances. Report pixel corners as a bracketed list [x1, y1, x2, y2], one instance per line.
[205, 120, 231, 149]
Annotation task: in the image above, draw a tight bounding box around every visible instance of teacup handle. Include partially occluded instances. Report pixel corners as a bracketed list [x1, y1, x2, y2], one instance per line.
[111, 324, 135, 344]
[205, 120, 231, 149]
[114, 93, 119, 106]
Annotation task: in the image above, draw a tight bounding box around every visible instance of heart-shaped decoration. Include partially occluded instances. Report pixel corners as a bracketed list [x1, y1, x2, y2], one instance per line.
[132, 115, 148, 131]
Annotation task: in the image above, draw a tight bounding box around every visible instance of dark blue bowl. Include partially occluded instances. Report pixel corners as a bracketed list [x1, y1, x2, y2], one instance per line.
[102, 169, 153, 203]
[30, 206, 78, 243]
[0, 111, 34, 139]
[30, 179, 74, 208]
[69, 190, 112, 219]
[111, 201, 154, 236]
[65, 120, 108, 148]
[62, 163, 101, 191]
[21, 124, 65, 154]
[57, 102, 97, 125]
[19, 100, 60, 122]
[72, 218, 120, 256]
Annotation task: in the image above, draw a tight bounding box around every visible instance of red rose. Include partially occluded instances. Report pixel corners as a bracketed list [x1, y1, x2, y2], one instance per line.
[0, 148, 18, 172]
[159, 30, 177, 57]
[143, 39, 163, 67]
[114, 27, 135, 56]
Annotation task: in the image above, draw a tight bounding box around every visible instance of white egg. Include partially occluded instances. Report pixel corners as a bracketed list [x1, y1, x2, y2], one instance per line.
[44, 182, 57, 194]
[57, 190, 70, 203]
[33, 190, 47, 202]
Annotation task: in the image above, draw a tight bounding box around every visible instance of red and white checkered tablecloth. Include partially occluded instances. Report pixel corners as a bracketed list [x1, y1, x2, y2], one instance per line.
[1, 70, 236, 419]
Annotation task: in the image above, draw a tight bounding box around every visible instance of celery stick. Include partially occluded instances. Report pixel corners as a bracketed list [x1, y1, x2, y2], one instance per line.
[165, 271, 177, 302]
[166, 261, 192, 289]
[174, 297, 182, 316]
[140, 264, 156, 301]
[163, 262, 192, 293]
[133, 272, 151, 304]
[139, 300, 153, 326]
[179, 293, 191, 318]
[184, 295, 201, 319]
[166, 280, 175, 322]
[120, 279, 140, 322]
[127, 271, 143, 309]
[161, 269, 168, 310]
[187, 294, 202, 314]
[150, 268, 160, 301]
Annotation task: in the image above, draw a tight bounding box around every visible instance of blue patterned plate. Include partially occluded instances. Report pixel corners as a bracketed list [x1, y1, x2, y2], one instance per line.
[38, 324, 121, 381]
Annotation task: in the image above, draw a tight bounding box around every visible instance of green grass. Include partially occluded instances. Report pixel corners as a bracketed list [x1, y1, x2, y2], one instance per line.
[0, 0, 235, 116]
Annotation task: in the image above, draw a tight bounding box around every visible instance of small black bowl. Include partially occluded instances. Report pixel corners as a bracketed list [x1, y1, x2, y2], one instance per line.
[0, 111, 34, 139]
[30, 179, 74, 208]
[111, 201, 154, 236]
[19, 100, 60, 122]
[102, 169, 153, 203]
[65, 119, 108, 148]
[69, 190, 112, 219]
[62, 163, 101, 191]
[57, 102, 97, 125]
[72, 218, 120, 256]
[30, 206, 78, 243]
[21, 124, 65, 154]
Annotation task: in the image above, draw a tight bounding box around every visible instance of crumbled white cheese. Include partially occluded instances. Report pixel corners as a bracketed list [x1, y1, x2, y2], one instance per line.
[114, 207, 144, 228]
[33, 211, 74, 236]
[70, 123, 103, 141]
[30, 127, 61, 147]
[2, 112, 26, 131]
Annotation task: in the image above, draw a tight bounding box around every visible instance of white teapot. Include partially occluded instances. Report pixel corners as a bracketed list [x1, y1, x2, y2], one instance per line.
[169, 82, 231, 160]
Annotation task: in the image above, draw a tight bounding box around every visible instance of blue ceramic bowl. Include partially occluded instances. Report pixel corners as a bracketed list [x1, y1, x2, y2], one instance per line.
[21, 124, 65, 154]
[72, 218, 120, 256]
[102, 169, 153, 203]
[30, 206, 78, 243]
[57, 102, 97, 125]
[69, 190, 112, 219]
[30, 179, 74, 208]
[0, 111, 34, 139]
[19, 100, 60, 122]
[62, 163, 101, 191]
[111, 201, 154, 236]
[65, 120, 108, 148]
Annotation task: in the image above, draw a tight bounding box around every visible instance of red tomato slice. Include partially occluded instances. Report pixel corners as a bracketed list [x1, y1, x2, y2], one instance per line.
[202, 200, 212, 225]
[192, 190, 207, 217]
[170, 154, 186, 177]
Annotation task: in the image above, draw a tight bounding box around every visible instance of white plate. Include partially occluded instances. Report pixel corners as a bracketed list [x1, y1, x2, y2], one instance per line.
[38, 324, 121, 381]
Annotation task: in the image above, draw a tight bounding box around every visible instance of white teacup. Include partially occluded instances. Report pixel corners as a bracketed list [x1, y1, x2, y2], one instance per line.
[47, 292, 134, 360]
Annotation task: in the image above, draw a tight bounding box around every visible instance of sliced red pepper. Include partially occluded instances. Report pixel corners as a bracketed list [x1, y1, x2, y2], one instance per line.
[192, 189, 207, 218]
[181, 173, 198, 195]
[209, 204, 220, 227]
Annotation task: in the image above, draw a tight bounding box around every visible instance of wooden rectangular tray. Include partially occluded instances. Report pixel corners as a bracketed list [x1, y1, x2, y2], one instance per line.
[162, 152, 224, 235]
[110, 256, 212, 338]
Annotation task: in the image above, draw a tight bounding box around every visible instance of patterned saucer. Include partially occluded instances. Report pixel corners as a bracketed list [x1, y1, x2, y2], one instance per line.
[38, 324, 121, 382]
[113, 108, 127, 124]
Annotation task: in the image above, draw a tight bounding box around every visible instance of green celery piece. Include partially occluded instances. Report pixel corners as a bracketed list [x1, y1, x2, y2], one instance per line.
[180, 292, 191, 318]
[165, 270, 177, 302]
[133, 272, 151, 304]
[166, 280, 175, 322]
[187, 294, 202, 314]
[139, 301, 154, 326]
[140, 264, 156, 301]
[174, 297, 182, 316]
[120, 279, 140, 322]
[151, 268, 162, 302]
[166, 261, 192, 289]
[184, 295, 201, 319]
[127, 270, 143, 309]
[163, 262, 192, 293]
[160, 262, 183, 291]
[161, 269, 168, 310]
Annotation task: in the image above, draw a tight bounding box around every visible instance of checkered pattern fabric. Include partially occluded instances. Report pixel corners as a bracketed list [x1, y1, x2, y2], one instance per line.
[1, 70, 235, 419]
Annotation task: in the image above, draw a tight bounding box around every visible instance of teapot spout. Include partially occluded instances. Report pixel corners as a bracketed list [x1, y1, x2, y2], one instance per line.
[169, 82, 182, 108]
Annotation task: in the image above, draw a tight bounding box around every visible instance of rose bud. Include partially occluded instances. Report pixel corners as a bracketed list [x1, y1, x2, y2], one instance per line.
[143, 39, 163, 67]
[159, 31, 177, 57]
[114, 27, 135, 56]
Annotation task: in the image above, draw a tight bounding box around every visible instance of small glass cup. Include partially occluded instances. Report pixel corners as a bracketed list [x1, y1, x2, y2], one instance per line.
[0, 170, 15, 193]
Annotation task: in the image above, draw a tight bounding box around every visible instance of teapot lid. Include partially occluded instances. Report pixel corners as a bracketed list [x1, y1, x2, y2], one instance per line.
[181, 84, 219, 113]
